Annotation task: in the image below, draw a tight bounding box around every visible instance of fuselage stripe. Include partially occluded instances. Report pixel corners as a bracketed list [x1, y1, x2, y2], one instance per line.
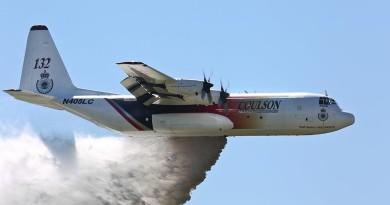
[105, 99, 145, 131]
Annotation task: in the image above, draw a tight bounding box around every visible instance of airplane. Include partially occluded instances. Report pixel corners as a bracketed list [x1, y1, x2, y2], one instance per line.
[4, 25, 354, 137]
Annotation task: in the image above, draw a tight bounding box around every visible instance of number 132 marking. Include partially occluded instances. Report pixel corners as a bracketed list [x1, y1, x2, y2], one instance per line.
[33, 58, 51, 69]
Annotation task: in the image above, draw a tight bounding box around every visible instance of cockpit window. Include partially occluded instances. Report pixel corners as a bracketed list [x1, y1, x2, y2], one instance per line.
[319, 97, 337, 105]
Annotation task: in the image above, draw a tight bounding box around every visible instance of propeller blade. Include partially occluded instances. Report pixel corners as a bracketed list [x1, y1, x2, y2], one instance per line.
[201, 90, 206, 99]
[201, 71, 214, 103]
[208, 70, 213, 83]
[226, 81, 230, 92]
[224, 102, 229, 113]
[218, 80, 230, 113]
[207, 92, 212, 103]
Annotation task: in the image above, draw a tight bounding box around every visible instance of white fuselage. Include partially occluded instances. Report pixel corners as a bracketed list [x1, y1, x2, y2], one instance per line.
[54, 92, 354, 137]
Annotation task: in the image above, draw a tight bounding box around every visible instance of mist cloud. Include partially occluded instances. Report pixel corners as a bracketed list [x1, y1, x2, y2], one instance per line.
[0, 123, 227, 205]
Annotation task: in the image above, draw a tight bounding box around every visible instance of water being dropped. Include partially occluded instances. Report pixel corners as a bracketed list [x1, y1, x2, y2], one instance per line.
[0, 126, 227, 205]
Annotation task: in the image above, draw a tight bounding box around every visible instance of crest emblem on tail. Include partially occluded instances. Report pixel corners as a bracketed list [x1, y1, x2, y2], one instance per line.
[36, 70, 53, 94]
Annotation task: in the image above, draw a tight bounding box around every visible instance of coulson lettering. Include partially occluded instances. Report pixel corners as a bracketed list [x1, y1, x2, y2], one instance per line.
[63, 98, 94, 105]
[238, 100, 281, 113]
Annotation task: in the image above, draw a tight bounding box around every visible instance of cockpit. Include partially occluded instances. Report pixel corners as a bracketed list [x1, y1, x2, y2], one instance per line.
[319, 97, 337, 106]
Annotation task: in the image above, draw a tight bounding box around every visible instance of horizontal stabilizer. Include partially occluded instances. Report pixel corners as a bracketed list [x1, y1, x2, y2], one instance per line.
[3, 89, 63, 110]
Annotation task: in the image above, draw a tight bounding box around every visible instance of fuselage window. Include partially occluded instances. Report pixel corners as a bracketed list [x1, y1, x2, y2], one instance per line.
[319, 97, 324, 105]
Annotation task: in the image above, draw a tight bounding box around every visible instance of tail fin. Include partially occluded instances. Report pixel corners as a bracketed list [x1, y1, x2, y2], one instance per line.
[19, 25, 76, 96]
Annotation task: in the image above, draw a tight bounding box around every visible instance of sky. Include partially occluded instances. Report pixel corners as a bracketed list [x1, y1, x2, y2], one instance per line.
[1, 0, 389, 204]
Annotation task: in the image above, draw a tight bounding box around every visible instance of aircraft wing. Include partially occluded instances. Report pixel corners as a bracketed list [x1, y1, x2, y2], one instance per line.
[117, 62, 175, 84]
[117, 62, 183, 106]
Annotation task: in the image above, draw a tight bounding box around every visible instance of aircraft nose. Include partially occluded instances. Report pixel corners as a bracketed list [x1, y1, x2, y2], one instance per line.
[340, 111, 355, 127]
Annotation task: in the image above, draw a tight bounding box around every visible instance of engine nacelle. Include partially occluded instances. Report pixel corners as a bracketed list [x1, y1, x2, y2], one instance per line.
[152, 113, 234, 134]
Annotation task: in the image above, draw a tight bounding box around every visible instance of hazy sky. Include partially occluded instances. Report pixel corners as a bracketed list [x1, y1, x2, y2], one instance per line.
[1, 0, 389, 204]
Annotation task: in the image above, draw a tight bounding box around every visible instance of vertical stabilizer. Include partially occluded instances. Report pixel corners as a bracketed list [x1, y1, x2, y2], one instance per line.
[19, 25, 76, 96]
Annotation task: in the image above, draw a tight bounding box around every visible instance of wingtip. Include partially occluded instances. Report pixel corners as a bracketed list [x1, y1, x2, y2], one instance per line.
[30, 25, 48, 31]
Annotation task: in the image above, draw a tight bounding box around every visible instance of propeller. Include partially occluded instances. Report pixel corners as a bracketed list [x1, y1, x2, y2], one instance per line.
[201, 71, 214, 103]
[218, 80, 230, 113]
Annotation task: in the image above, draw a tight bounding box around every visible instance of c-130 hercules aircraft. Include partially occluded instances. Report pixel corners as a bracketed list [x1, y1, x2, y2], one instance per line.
[5, 25, 354, 137]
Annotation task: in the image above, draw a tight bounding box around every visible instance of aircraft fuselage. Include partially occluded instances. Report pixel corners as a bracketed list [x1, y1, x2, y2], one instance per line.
[58, 92, 354, 137]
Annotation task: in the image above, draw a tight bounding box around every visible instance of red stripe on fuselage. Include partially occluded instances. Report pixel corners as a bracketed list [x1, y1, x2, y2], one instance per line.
[105, 99, 145, 131]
